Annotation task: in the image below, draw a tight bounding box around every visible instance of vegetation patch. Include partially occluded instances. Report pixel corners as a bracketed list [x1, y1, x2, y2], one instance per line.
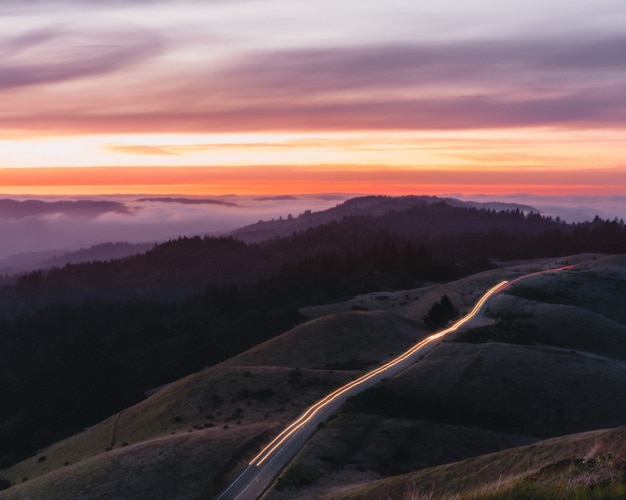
[276, 463, 317, 490]
[236, 388, 275, 401]
[464, 454, 626, 500]
[423, 294, 458, 331]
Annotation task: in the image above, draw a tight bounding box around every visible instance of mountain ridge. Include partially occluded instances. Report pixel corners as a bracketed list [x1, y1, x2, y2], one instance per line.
[230, 194, 538, 243]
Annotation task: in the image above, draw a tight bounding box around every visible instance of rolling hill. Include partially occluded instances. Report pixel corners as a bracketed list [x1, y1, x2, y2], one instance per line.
[229, 195, 537, 243]
[2, 254, 625, 498]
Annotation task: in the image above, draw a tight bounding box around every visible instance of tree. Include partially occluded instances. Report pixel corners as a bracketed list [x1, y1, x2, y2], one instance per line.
[423, 295, 458, 331]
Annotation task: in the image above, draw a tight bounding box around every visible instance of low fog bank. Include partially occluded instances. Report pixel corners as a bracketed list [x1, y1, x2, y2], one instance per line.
[453, 194, 626, 223]
[0, 194, 350, 262]
[1, 193, 625, 265]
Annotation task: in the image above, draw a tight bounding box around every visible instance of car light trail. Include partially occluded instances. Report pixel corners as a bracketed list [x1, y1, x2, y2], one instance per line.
[249, 279, 510, 466]
[216, 265, 574, 500]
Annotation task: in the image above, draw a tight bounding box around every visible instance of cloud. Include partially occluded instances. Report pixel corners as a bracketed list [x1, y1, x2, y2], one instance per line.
[213, 37, 626, 97]
[0, 194, 347, 260]
[255, 195, 299, 201]
[135, 197, 238, 206]
[3, 34, 626, 134]
[0, 26, 164, 90]
[107, 145, 180, 156]
[9, 88, 626, 134]
[0, 199, 130, 219]
[0, 0, 240, 15]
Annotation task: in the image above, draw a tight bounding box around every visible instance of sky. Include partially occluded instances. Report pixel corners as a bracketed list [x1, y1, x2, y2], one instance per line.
[1, 1, 626, 259]
[1, 0, 626, 197]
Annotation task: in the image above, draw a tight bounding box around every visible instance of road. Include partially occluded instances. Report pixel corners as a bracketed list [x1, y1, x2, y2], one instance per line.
[215, 266, 572, 500]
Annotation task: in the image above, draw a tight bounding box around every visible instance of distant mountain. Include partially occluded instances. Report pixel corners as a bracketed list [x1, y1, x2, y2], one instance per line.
[0, 198, 128, 218]
[36, 242, 155, 268]
[136, 197, 237, 206]
[230, 195, 537, 242]
[0, 242, 154, 276]
[0, 249, 70, 275]
[3, 196, 624, 310]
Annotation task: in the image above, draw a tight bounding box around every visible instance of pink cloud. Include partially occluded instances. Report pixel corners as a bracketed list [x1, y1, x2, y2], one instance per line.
[3, 36, 626, 135]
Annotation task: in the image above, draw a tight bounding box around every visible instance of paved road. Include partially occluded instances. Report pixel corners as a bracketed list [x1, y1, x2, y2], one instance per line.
[215, 266, 572, 500]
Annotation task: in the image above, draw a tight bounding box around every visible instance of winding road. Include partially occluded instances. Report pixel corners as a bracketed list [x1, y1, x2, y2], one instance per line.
[215, 266, 572, 500]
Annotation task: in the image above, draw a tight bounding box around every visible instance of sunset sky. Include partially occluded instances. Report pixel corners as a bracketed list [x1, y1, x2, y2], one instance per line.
[1, 0, 626, 196]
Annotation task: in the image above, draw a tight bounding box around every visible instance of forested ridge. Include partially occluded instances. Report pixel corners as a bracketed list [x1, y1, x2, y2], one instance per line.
[1, 198, 625, 467]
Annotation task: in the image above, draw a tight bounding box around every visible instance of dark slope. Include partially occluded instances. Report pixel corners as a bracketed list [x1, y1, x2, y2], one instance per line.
[230, 195, 536, 243]
[322, 424, 626, 500]
[1, 255, 625, 499]
[265, 256, 626, 499]
[0, 242, 154, 277]
[0, 311, 424, 497]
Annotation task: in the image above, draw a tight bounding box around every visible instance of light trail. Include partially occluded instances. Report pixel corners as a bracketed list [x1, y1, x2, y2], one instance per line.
[216, 265, 574, 499]
[249, 279, 509, 466]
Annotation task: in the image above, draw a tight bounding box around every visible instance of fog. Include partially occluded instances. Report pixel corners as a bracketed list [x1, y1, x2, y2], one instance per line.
[0, 194, 350, 261]
[1, 193, 625, 264]
[453, 194, 626, 223]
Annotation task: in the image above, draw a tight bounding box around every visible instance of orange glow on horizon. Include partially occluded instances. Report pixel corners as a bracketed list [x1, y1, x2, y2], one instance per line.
[1, 166, 626, 197]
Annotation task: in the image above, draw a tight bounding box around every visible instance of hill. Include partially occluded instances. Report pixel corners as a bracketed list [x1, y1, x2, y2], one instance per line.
[1, 192, 625, 490]
[265, 255, 626, 499]
[2, 254, 626, 498]
[8, 196, 599, 466]
[321, 424, 626, 499]
[0, 311, 424, 497]
[0, 242, 154, 277]
[229, 195, 538, 243]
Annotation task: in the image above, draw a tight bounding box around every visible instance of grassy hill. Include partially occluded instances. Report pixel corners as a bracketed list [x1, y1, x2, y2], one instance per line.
[2, 254, 625, 499]
[0, 311, 424, 498]
[266, 255, 626, 499]
[320, 424, 626, 499]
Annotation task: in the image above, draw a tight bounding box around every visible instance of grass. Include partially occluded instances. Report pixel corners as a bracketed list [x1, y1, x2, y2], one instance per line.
[0, 365, 355, 493]
[1, 309, 423, 496]
[4, 253, 626, 499]
[276, 463, 317, 490]
[221, 310, 424, 369]
[319, 425, 626, 500]
[463, 459, 626, 500]
[269, 255, 626, 499]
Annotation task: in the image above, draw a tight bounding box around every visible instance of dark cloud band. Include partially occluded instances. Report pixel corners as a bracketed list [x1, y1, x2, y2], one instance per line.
[0, 26, 164, 89]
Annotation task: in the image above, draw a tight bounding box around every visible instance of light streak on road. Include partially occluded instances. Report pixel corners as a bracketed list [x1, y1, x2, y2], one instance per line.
[216, 265, 573, 499]
[249, 279, 509, 466]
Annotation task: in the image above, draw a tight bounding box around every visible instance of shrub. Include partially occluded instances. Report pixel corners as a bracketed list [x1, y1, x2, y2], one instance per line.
[423, 295, 458, 331]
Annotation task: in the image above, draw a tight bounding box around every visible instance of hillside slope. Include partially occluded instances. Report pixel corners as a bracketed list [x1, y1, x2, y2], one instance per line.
[2, 254, 625, 499]
[0, 311, 423, 498]
[322, 424, 626, 499]
[266, 255, 626, 499]
[230, 195, 536, 242]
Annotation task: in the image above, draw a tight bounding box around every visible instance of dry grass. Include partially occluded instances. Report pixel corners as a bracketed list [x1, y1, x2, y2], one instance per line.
[0, 365, 355, 494]
[321, 425, 626, 500]
[268, 254, 626, 499]
[0, 310, 425, 496]
[2, 253, 624, 498]
[222, 310, 424, 370]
